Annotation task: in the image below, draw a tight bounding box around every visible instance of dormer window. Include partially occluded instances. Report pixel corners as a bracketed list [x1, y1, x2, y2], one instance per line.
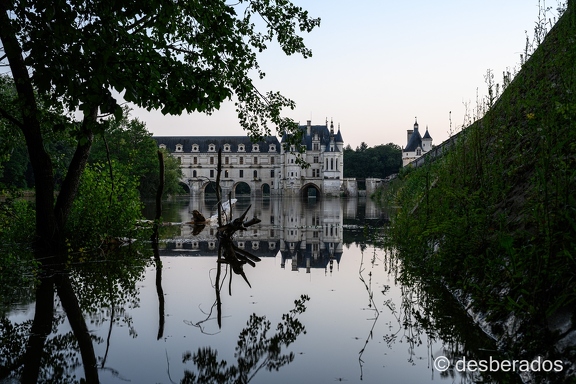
[252, 144, 259, 152]
[224, 144, 231, 152]
[269, 144, 276, 152]
[159, 144, 166, 150]
[238, 144, 245, 152]
[175, 144, 183, 152]
[191, 144, 199, 152]
[208, 144, 216, 152]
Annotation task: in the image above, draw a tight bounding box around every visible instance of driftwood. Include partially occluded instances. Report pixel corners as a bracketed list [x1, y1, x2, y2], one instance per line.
[211, 149, 261, 295]
[191, 210, 207, 224]
[216, 204, 261, 288]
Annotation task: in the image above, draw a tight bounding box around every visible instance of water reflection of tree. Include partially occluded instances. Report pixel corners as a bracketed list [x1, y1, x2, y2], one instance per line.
[380, 249, 522, 383]
[357, 246, 380, 380]
[181, 295, 309, 384]
[0, 246, 150, 383]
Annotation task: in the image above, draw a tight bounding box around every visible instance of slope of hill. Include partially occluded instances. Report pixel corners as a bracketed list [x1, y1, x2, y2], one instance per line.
[385, 2, 576, 382]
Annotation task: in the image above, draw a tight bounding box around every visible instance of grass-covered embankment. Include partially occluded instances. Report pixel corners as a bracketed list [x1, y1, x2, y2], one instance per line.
[382, 2, 576, 381]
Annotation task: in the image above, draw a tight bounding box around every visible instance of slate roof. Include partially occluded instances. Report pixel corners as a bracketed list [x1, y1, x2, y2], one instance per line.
[152, 136, 280, 153]
[281, 123, 344, 151]
[422, 127, 432, 139]
[280, 241, 343, 269]
[158, 239, 278, 258]
[404, 128, 423, 152]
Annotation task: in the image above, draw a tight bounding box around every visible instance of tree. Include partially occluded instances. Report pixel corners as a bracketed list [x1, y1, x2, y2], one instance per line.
[0, 75, 77, 190]
[0, 0, 320, 256]
[343, 143, 402, 179]
[88, 110, 184, 198]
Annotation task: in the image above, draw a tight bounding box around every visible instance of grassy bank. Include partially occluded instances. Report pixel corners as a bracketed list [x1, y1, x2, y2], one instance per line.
[381, 3, 576, 381]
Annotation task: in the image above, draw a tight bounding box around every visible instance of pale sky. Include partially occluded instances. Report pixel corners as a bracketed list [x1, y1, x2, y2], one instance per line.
[132, 0, 563, 150]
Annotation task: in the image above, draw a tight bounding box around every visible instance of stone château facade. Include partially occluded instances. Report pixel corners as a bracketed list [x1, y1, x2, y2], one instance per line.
[402, 118, 433, 166]
[153, 119, 344, 198]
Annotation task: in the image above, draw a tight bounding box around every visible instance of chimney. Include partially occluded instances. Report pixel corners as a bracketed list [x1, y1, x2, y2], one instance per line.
[307, 120, 311, 136]
[407, 129, 413, 143]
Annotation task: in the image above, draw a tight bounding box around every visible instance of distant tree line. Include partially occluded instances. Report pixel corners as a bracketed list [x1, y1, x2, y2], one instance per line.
[343, 142, 402, 179]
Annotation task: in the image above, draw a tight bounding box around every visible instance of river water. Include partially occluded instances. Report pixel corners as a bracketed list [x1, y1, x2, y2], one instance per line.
[1, 196, 520, 383]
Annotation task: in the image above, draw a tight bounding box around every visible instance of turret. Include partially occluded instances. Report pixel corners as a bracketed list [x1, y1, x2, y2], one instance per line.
[422, 125, 433, 152]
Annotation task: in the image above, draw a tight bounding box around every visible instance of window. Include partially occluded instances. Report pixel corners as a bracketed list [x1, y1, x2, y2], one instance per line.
[193, 157, 197, 164]
[159, 144, 166, 149]
[224, 170, 229, 178]
[313, 156, 319, 163]
[254, 156, 258, 164]
[239, 156, 244, 165]
[252, 144, 259, 152]
[239, 170, 244, 178]
[238, 144, 245, 152]
[224, 144, 230, 152]
[192, 144, 199, 152]
[208, 144, 215, 152]
[210, 170, 214, 178]
[193, 170, 197, 177]
[270, 170, 275, 177]
[253, 170, 258, 179]
[313, 143, 319, 151]
[176, 144, 183, 152]
[177, 157, 181, 164]
[225, 157, 229, 165]
[210, 157, 214, 164]
[416, 149, 422, 156]
[271, 156, 275, 164]
[269, 144, 276, 151]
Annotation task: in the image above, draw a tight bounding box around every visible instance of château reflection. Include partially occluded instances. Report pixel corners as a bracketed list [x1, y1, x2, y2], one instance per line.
[158, 197, 347, 274]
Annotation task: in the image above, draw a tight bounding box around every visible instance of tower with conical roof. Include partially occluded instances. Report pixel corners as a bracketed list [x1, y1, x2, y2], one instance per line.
[402, 118, 433, 166]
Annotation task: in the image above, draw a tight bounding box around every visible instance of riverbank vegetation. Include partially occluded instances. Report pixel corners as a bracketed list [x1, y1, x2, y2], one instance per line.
[379, 2, 576, 381]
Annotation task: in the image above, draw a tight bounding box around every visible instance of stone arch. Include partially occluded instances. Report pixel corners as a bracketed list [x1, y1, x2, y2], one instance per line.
[233, 181, 251, 196]
[300, 182, 321, 199]
[179, 182, 190, 194]
[203, 181, 219, 194]
[261, 183, 271, 196]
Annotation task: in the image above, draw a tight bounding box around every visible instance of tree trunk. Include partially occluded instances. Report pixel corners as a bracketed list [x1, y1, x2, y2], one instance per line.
[1, 6, 97, 255]
[0, 6, 58, 252]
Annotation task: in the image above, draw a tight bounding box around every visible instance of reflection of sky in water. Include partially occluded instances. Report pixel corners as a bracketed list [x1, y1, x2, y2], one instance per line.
[6, 198, 502, 383]
[91, 245, 443, 384]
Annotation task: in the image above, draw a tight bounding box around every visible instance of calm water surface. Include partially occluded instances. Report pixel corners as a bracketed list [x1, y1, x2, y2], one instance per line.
[2, 196, 516, 383]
